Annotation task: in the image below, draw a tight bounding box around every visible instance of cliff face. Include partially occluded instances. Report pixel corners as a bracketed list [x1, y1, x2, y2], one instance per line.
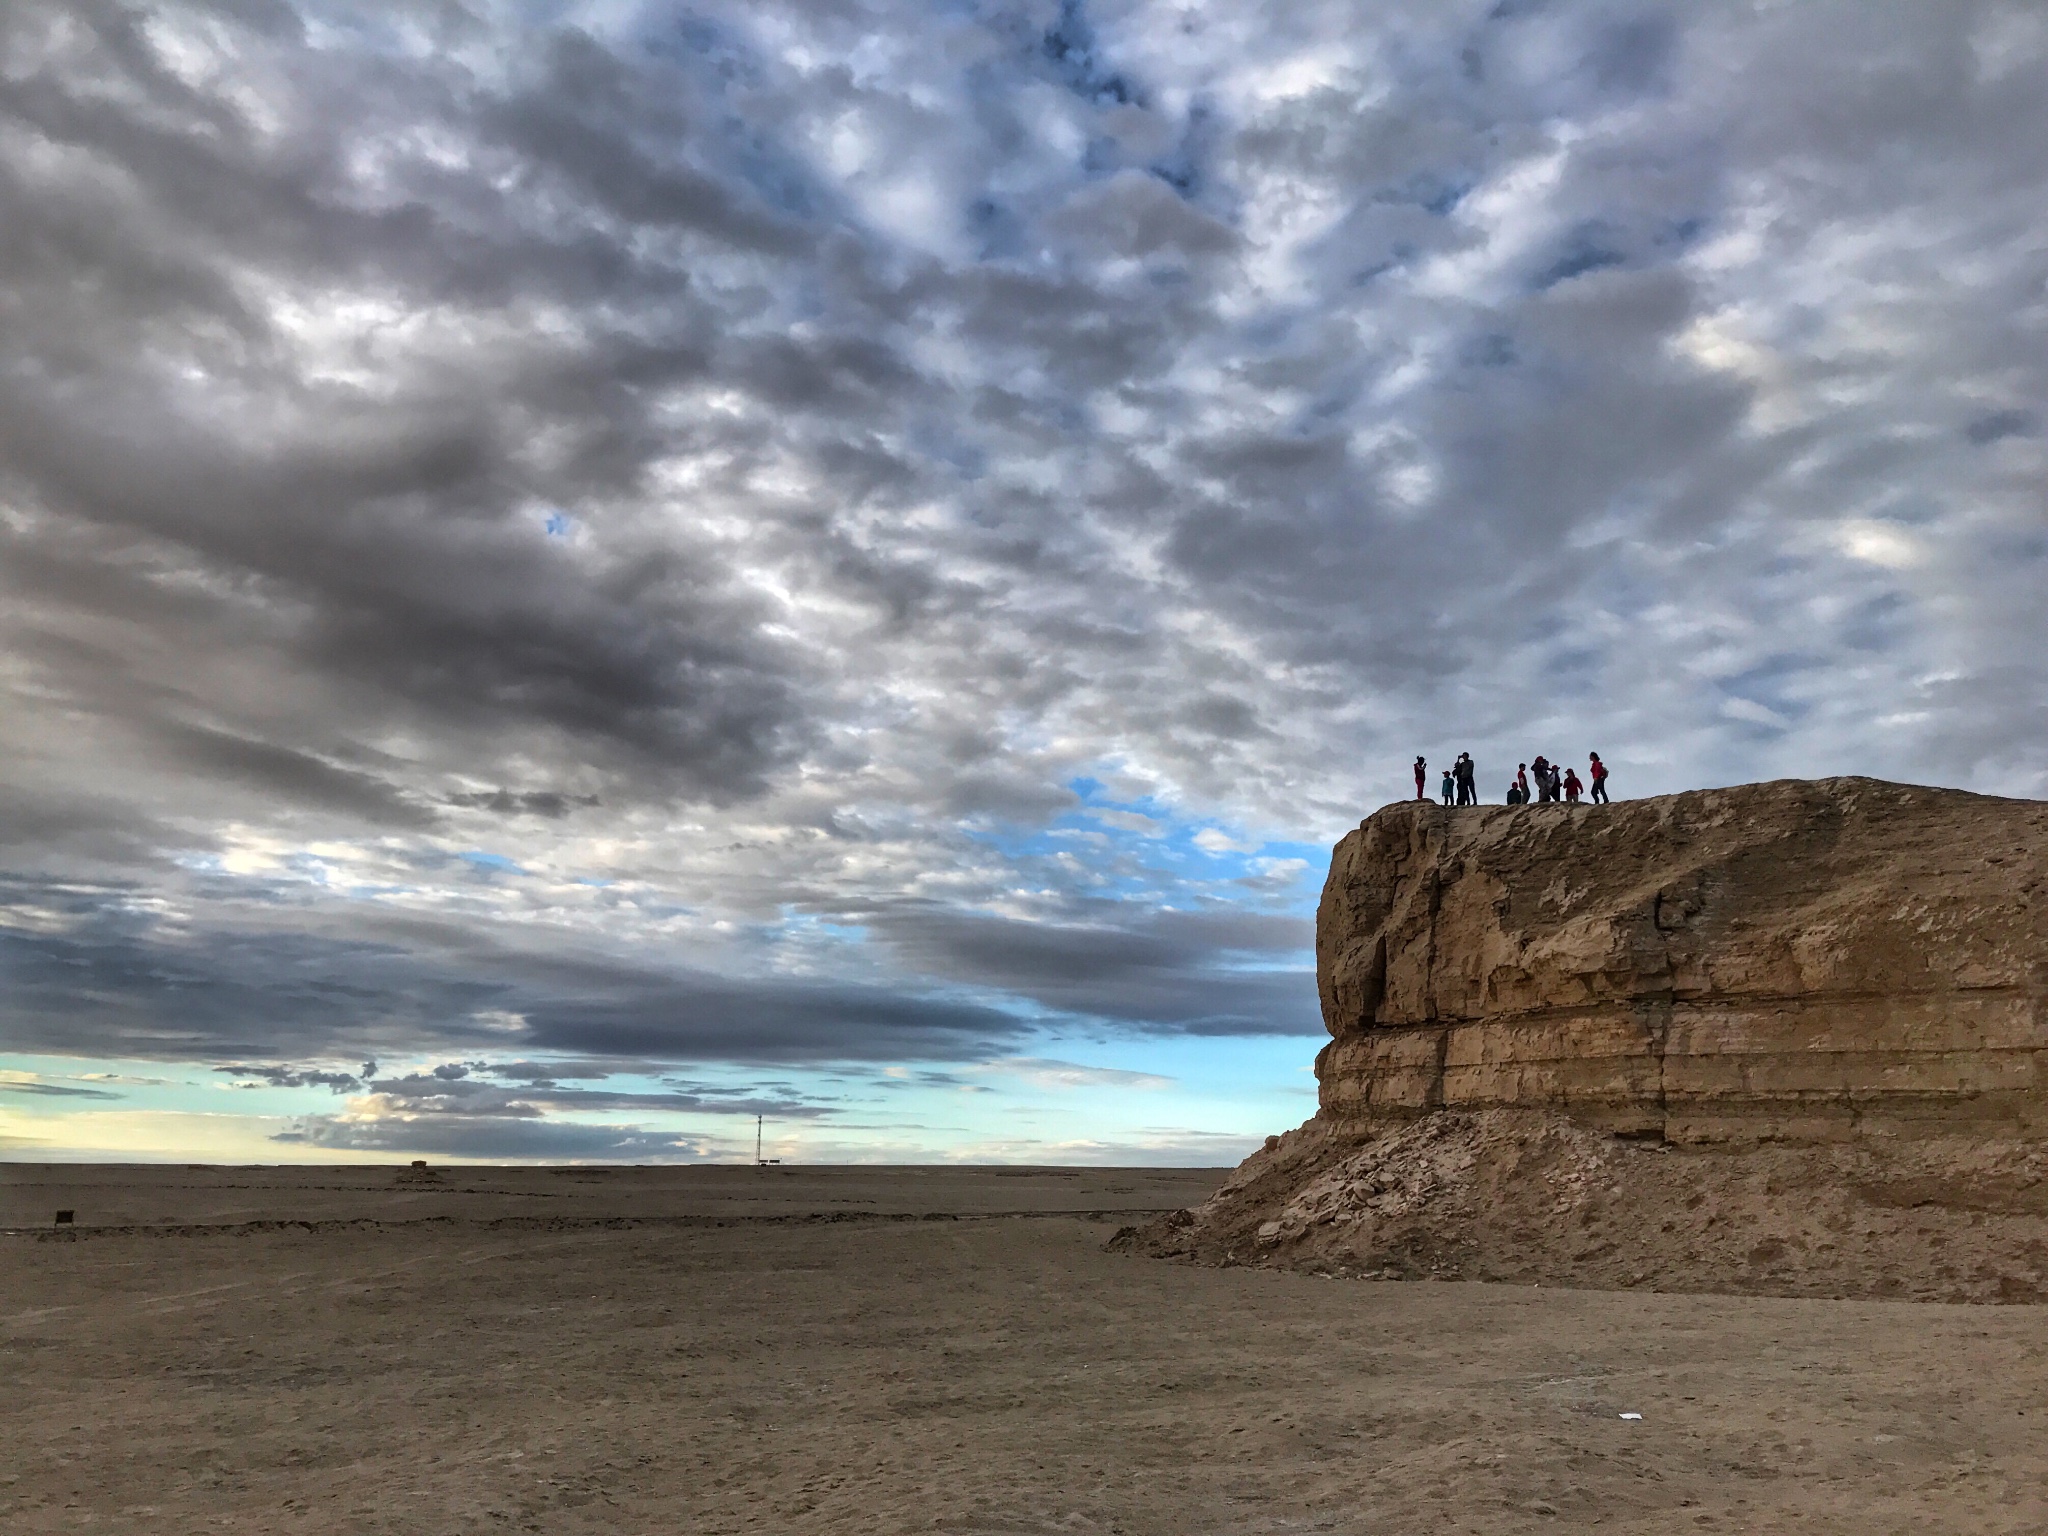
[1315, 777, 2048, 1142]
[1119, 779, 2048, 1300]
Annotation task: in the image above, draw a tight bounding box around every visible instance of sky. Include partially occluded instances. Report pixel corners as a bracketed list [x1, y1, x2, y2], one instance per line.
[2, 0, 2045, 1165]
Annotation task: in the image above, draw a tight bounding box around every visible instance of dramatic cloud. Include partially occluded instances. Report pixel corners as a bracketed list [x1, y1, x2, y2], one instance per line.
[3, 1, 2045, 1156]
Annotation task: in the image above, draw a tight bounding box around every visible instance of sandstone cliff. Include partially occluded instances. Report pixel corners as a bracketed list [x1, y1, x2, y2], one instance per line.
[1124, 778, 2048, 1300]
[1317, 776, 2048, 1141]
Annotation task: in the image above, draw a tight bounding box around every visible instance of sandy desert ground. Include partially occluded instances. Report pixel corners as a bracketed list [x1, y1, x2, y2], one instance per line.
[5, 1163, 2047, 1534]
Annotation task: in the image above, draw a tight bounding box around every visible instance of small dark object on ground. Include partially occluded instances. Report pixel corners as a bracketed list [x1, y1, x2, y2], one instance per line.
[411, 1160, 427, 1168]
[54, 1210, 74, 1225]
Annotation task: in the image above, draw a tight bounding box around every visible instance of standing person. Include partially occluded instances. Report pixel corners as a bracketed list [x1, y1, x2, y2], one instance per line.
[1455, 753, 1476, 806]
[1414, 756, 1427, 801]
[1589, 752, 1610, 804]
[1563, 767, 1583, 803]
[1530, 755, 1551, 802]
[1440, 768, 1455, 804]
[1515, 762, 1529, 802]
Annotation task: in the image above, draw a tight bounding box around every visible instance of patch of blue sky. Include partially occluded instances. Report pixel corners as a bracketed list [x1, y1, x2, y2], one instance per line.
[283, 851, 338, 885]
[0, 1054, 279, 1117]
[1042, 0, 1146, 109]
[456, 850, 529, 877]
[1009, 1028, 1320, 1093]
[636, 18, 834, 225]
[774, 908, 870, 941]
[964, 775, 1322, 915]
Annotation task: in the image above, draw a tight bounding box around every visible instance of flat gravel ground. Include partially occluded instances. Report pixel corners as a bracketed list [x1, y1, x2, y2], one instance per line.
[3, 1165, 2045, 1534]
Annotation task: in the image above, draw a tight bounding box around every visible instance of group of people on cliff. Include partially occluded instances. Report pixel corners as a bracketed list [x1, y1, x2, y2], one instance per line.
[1414, 752, 1609, 806]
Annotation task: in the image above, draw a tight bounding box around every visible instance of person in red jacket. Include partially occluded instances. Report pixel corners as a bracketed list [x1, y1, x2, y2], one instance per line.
[1562, 767, 1583, 802]
[1588, 752, 1610, 804]
[1413, 756, 1427, 801]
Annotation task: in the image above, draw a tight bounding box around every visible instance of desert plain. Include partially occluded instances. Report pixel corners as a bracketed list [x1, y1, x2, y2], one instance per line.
[4, 1161, 2047, 1534]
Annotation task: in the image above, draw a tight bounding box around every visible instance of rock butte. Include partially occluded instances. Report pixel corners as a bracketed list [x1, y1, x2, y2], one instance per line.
[1123, 779, 2048, 1300]
[1316, 776, 2048, 1142]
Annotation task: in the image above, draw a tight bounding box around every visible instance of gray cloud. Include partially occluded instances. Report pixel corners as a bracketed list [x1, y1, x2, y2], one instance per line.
[3, 0, 2046, 1116]
[447, 790, 603, 818]
[863, 903, 1317, 1034]
[352, 1069, 832, 1120]
[216, 1064, 364, 1094]
[0, 874, 1034, 1065]
[271, 1115, 713, 1162]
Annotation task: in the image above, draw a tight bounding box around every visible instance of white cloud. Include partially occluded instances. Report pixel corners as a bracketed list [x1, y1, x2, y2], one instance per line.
[1838, 522, 1926, 571]
[972, 1058, 1176, 1093]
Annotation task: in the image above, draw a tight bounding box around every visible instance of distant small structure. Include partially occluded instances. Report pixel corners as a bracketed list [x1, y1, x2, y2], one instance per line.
[54, 1209, 74, 1226]
[755, 1114, 781, 1167]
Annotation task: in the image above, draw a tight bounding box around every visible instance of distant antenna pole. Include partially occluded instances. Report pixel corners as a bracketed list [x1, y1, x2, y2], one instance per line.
[756, 1113, 763, 1167]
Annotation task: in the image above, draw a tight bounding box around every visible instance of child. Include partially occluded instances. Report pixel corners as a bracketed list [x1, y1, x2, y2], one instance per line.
[1441, 769, 1455, 804]
[1563, 767, 1583, 803]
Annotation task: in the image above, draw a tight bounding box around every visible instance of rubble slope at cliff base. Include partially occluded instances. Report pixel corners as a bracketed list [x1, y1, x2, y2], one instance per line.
[1119, 1109, 2048, 1302]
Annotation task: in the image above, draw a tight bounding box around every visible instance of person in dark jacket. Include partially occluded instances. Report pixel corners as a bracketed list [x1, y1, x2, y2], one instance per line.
[1454, 753, 1476, 806]
[1530, 755, 1551, 802]
[1414, 756, 1427, 801]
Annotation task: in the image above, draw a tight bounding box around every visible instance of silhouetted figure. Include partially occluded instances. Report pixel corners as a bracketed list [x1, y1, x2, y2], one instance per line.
[1505, 781, 1523, 805]
[1414, 756, 1427, 801]
[1440, 769, 1454, 804]
[1516, 762, 1529, 802]
[1563, 768, 1583, 803]
[1454, 753, 1476, 806]
[1589, 752, 1610, 804]
[1531, 755, 1552, 802]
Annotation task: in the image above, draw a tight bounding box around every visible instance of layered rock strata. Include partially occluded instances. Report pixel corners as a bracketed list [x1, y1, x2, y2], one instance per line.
[1122, 778, 2048, 1299]
[1316, 777, 2047, 1143]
